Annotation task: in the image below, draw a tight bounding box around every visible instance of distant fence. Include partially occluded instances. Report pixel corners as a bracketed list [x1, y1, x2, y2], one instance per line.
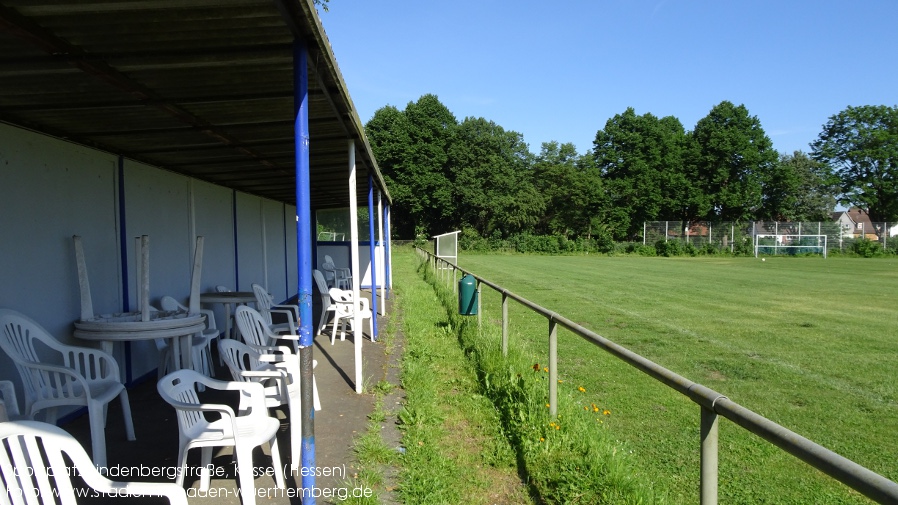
[417, 247, 898, 504]
[644, 221, 897, 252]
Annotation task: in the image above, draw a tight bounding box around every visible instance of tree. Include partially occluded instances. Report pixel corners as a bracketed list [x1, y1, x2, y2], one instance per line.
[759, 151, 837, 221]
[533, 141, 605, 238]
[365, 95, 458, 238]
[692, 101, 778, 222]
[448, 117, 541, 237]
[593, 108, 693, 239]
[811, 105, 898, 223]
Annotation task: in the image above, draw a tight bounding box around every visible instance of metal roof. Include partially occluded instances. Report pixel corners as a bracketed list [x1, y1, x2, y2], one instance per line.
[0, 0, 389, 209]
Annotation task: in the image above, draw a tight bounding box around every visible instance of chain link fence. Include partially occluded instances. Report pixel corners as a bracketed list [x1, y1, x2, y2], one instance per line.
[644, 221, 897, 253]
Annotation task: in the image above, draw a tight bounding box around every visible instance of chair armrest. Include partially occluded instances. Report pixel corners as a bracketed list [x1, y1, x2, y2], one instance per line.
[239, 369, 286, 381]
[245, 343, 293, 357]
[217, 380, 268, 418]
[81, 480, 188, 504]
[20, 362, 92, 401]
[272, 303, 300, 320]
[271, 332, 300, 341]
[199, 308, 217, 331]
[268, 308, 298, 329]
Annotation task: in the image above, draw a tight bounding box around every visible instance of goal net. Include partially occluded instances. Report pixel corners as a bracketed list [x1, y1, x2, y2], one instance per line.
[754, 234, 827, 258]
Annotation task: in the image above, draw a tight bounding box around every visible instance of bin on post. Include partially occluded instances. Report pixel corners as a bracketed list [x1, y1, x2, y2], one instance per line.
[458, 274, 478, 315]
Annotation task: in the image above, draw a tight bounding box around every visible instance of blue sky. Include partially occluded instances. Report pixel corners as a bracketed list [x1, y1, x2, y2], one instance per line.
[320, 1, 897, 157]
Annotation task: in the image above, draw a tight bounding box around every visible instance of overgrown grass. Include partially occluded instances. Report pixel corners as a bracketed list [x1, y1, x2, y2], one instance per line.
[393, 252, 531, 504]
[454, 254, 898, 504]
[414, 251, 659, 504]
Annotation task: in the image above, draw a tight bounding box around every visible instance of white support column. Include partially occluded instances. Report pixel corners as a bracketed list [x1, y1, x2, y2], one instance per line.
[348, 140, 363, 394]
[377, 190, 385, 316]
[387, 206, 393, 289]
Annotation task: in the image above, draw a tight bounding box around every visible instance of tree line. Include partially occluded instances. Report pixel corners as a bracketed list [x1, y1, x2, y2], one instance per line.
[365, 95, 898, 243]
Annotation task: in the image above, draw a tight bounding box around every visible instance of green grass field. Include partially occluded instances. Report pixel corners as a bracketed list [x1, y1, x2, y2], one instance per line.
[454, 254, 898, 504]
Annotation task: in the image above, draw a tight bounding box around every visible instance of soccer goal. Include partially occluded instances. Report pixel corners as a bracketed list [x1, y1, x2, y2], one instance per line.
[754, 234, 827, 258]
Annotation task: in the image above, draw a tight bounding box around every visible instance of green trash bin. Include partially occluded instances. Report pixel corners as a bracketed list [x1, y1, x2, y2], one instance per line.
[458, 274, 478, 316]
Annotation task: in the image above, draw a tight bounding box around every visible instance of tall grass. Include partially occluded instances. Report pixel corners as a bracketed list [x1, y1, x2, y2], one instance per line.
[416, 252, 659, 504]
[455, 254, 898, 504]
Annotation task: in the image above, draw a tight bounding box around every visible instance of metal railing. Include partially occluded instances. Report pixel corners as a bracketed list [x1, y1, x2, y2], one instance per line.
[417, 248, 898, 504]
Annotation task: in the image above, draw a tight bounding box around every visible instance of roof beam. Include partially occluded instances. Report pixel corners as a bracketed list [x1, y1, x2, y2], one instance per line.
[0, 3, 284, 171]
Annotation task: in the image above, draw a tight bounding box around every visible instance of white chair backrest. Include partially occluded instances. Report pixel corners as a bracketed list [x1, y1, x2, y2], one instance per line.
[251, 284, 273, 309]
[0, 380, 21, 421]
[159, 295, 185, 312]
[0, 308, 45, 364]
[218, 339, 264, 382]
[234, 305, 276, 348]
[0, 309, 63, 406]
[313, 270, 330, 296]
[156, 370, 206, 435]
[328, 287, 352, 304]
[0, 420, 187, 505]
[215, 285, 232, 293]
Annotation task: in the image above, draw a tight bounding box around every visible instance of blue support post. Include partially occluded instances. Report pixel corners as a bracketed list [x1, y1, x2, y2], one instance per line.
[293, 38, 316, 501]
[368, 175, 378, 341]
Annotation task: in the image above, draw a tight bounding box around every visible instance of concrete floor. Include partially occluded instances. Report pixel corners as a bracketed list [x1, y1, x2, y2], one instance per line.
[60, 294, 394, 505]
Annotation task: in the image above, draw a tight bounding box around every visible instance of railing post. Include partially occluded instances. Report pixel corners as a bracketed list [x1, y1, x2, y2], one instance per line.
[501, 291, 508, 357]
[549, 317, 558, 417]
[701, 404, 719, 505]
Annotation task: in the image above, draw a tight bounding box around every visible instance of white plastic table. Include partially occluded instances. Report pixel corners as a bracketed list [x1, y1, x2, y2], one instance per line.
[75, 312, 205, 374]
[200, 291, 256, 340]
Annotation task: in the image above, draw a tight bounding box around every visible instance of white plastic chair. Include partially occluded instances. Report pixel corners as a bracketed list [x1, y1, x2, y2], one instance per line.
[322, 255, 351, 290]
[0, 309, 135, 469]
[328, 288, 373, 345]
[157, 369, 285, 505]
[0, 380, 24, 422]
[160, 295, 217, 371]
[251, 283, 300, 338]
[219, 338, 319, 471]
[233, 305, 320, 406]
[313, 269, 337, 335]
[0, 420, 187, 505]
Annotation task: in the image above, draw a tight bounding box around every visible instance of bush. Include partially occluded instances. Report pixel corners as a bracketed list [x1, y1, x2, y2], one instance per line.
[852, 239, 883, 258]
[654, 239, 684, 257]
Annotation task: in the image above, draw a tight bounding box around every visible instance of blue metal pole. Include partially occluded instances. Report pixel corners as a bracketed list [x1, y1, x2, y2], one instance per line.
[367, 174, 378, 341]
[293, 38, 315, 501]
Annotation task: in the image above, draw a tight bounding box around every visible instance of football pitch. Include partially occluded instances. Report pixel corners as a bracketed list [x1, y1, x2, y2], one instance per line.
[456, 254, 897, 504]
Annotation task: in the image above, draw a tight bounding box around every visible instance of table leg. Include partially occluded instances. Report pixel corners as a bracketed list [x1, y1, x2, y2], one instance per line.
[224, 303, 233, 340]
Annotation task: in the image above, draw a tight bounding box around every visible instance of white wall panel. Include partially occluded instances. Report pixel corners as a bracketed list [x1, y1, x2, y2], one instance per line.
[0, 123, 119, 338]
[262, 200, 287, 301]
[235, 192, 265, 292]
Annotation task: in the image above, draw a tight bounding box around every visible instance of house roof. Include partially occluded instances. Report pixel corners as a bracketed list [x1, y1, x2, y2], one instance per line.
[0, 0, 389, 210]
[833, 208, 874, 228]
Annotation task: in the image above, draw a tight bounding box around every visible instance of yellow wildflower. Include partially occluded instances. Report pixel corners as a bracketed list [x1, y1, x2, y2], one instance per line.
[578, 386, 586, 392]
[603, 409, 611, 416]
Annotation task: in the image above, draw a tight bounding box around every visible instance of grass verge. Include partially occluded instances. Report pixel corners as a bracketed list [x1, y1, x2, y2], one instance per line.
[414, 251, 658, 504]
